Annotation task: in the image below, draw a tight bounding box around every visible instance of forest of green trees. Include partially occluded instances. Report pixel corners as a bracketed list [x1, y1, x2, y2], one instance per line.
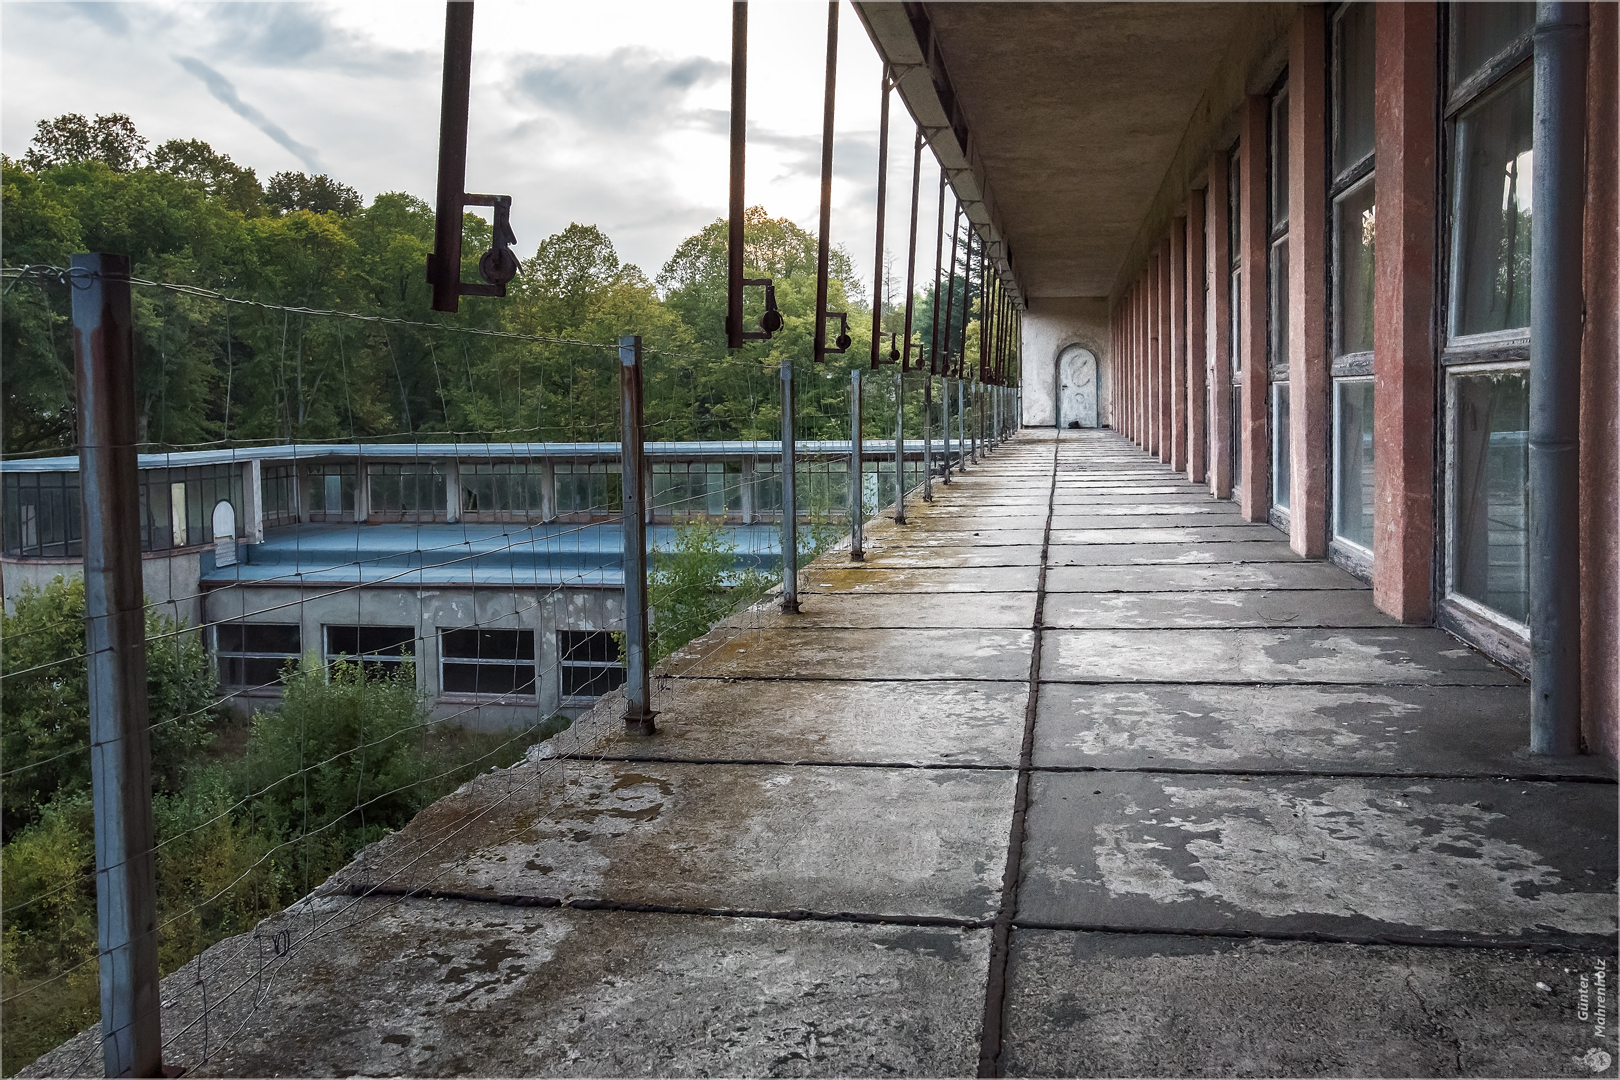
[3, 112, 984, 460]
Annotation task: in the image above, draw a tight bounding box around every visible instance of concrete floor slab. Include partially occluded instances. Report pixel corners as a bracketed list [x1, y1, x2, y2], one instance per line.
[748, 590, 1036, 629]
[671, 627, 1033, 681]
[612, 677, 1027, 766]
[31, 902, 990, 1078]
[1050, 513, 1259, 529]
[1032, 682, 1618, 777]
[858, 545, 1045, 568]
[1050, 502, 1238, 515]
[1001, 930, 1617, 1077]
[803, 564, 1040, 593]
[1017, 771, 1617, 943]
[1043, 590, 1398, 628]
[1045, 561, 1366, 592]
[1040, 627, 1523, 685]
[876, 528, 1048, 548]
[342, 758, 1013, 921]
[1047, 541, 1303, 565]
[1049, 525, 1287, 544]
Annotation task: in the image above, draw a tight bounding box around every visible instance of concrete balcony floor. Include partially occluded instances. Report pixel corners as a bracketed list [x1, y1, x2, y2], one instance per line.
[30, 430, 1618, 1078]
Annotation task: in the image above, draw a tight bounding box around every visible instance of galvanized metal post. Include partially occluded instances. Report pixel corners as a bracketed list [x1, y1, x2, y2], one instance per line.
[893, 369, 907, 522]
[1529, 0, 1587, 755]
[942, 376, 953, 484]
[957, 378, 968, 470]
[850, 367, 864, 560]
[619, 336, 656, 736]
[780, 358, 801, 611]
[922, 372, 934, 501]
[73, 253, 163, 1079]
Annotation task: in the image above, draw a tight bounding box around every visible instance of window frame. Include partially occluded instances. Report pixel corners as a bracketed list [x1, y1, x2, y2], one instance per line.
[214, 622, 302, 691]
[437, 626, 537, 701]
[558, 630, 627, 703]
[1434, 2, 1536, 666]
[1329, 375, 1378, 570]
[1267, 79, 1291, 528]
[323, 624, 418, 680]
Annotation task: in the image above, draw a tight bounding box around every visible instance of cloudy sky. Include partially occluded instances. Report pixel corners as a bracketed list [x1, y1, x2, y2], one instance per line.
[1, 1, 949, 291]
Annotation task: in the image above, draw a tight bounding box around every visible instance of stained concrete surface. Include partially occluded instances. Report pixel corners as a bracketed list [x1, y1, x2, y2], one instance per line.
[24, 429, 1616, 1079]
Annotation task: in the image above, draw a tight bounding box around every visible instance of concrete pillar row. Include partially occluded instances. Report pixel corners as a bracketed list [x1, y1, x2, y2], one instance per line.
[1207, 149, 1235, 501]
[1145, 259, 1158, 456]
[1186, 194, 1209, 484]
[1238, 94, 1271, 522]
[1156, 239, 1173, 465]
[1136, 274, 1148, 447]
[1370, 0, 1438, 618]
[1288, 5, 1330, 557]
[1170, 218, 1190, 472]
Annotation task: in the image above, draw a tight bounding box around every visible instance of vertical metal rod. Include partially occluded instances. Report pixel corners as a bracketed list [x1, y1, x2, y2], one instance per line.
[619, 336, 656, 736]
[850, 367, 864, 560]
[430, 2, 475, 313]
[869, 67, 891, 370]
[977, 240, 989, 385]
[74, 252, 162, 1079]
[780, 358, 800, 611]
[727, 1, 748, 349]
[902, 126, 924, 371]
[1529, 0, 1587, 754]
[894, 368, 907, 522]
[929, 168, 948, 376]
[942, 376, 954, 483]
[923, 371, 934, 501]
[812, 1, 838, 364]
[958, 378, 968, 470]
[941, 202, 962, 383]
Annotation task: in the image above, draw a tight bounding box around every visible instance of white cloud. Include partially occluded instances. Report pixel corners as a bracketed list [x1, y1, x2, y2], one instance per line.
[2, 1, 946, 294]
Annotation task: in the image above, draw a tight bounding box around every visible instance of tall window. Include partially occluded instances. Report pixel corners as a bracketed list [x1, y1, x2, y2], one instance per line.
[1, 472, 81, 557]
[369, 463, 447, 522]
[1443, 2, 1535, 632]
[553, 462, 622, 519]
[304, 464, 356, 522]
[262, 464, 299, 527]
[461, 462, 544, 520]
[1269, 84, 1291, 515]
[654, 461, 742, 519]
[1228, 148, 1243, 493]
[1330, 2, 1377, 557]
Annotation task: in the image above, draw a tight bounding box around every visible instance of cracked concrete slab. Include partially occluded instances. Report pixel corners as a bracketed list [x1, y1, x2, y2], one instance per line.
[342, 758, 1013, 921]
[1050, 512, 1264, 529]
[1018, 771, 1617, 944]
[1049, 525, 1284, 544]
[671, 627, 1034, 681]
[857, 545, 1045, 568]
[1045, 562, 1365, 592]
[1040, 628, 1524, 685]
[611, 677, 1026, 766]
[1047, 541, 1303, 565]
[31, 901, 990, 1078]
[747, 590, 1036, 629]
[1032, 682, 1616, 777]
[801, 564, 1040, 593]
[1001, 930, 1617, 1077]
[1043, 589, 1398, 628]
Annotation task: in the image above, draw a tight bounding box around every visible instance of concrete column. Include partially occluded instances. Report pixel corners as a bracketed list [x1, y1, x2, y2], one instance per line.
[1146, 259, 1159, 456]
[1158, 239, 1174, 465]
[445, 459, 462, 523]
[1133, 281, 1144, 444]
[1239, 94, 1271, 521]
[1208, 151, 1234, 500]
[1579, 1, 1619, 759]
[1371, 1, 1437, 616]
[1288, 6, 1329, 556]
[1186, 194, 1209, 484]
[241, 458, 264, 544]
[1169, 218, 1189, 472]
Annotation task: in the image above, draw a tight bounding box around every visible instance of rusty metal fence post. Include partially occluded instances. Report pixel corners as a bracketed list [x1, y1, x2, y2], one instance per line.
[619, 336, 656, 735]
[74, 252, 163, 1078]
[957, 379, 968, 470]
[922, 373, 934, 501]
[850, 367, 864, 560]
[780, 358, 801, 611]
[942, 377, 953, 484]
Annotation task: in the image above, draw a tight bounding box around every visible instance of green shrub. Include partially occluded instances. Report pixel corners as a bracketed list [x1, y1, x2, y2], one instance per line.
[648, 516, 773, 663]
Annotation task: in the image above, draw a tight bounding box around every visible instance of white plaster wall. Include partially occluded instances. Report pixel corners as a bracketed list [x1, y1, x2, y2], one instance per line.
[1020, 297, 1114, 428]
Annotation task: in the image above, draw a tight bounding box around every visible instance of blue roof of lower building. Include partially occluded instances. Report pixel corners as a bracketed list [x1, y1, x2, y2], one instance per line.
[200, 522, 784, 589]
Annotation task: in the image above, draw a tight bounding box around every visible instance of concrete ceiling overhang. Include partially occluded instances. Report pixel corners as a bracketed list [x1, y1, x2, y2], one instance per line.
[855, 2, 1292, 303]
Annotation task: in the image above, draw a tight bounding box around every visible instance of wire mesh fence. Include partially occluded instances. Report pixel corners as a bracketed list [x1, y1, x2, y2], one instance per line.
[1, 249, 1018, 1075]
